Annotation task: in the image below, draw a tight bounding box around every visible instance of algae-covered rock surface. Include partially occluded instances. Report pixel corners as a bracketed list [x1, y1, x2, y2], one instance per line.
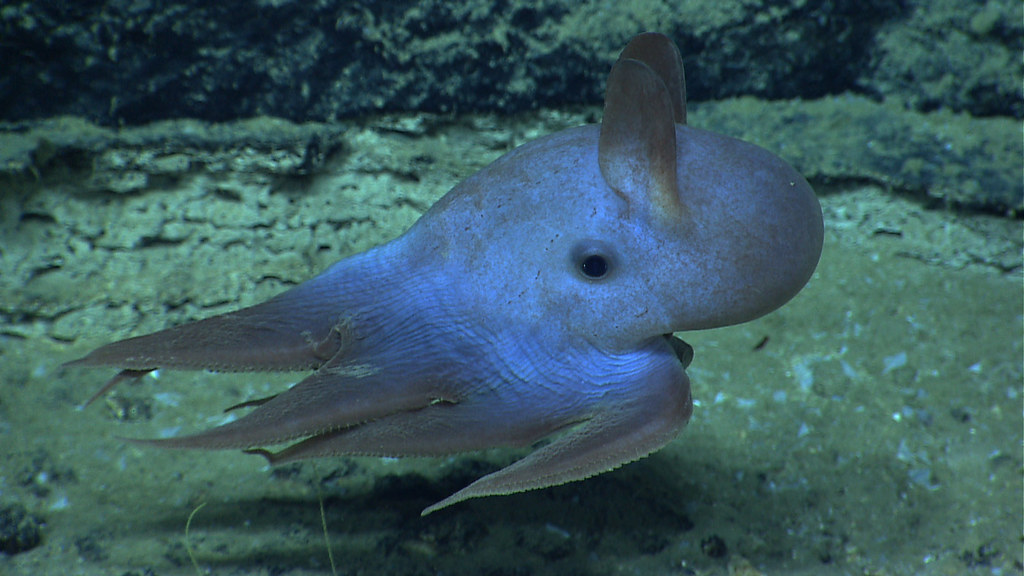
[2, 0, 1019, 124]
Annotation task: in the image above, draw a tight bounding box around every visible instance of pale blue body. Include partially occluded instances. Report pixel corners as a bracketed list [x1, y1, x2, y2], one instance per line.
[70, 34, 823, 514]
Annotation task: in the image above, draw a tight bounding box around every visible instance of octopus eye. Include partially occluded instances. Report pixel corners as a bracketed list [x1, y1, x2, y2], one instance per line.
[572, 240, 616, 281]
[580, 254, 609, 279]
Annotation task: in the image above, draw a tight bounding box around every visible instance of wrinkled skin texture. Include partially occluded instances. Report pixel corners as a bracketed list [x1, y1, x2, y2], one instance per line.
[67, 33, 824, 515]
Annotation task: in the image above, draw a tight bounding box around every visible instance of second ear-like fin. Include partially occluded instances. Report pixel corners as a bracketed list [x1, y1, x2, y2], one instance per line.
[598, 56, 682, 224]
[618, 32, 686, 125]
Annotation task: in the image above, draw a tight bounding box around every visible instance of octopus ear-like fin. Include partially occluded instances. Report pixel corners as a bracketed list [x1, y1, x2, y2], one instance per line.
[619, 32, 686, 125]
[598, 56, 682, 224]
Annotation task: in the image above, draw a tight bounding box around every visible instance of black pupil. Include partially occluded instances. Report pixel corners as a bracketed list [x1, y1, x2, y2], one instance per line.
[580, 254, 608, 278]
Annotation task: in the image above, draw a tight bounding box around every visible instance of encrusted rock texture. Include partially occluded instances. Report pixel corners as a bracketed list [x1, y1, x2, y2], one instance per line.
[2, 0, 1019, 124]
[0, 0, 1021, 214]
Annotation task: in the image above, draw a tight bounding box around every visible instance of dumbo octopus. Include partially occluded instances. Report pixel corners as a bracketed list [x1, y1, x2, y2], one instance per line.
[68, 33, 823, 515]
